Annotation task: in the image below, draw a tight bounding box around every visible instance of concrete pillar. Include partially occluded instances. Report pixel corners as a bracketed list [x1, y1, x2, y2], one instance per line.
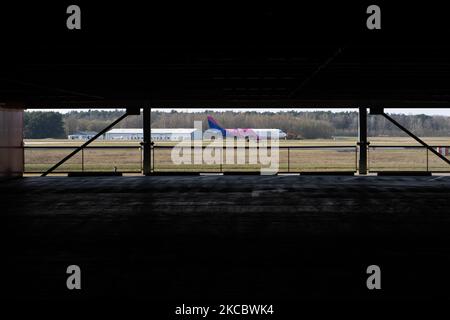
[0, 106, 24, 178]
[143, 107, 151, 175]
[358, 107, 368, 174]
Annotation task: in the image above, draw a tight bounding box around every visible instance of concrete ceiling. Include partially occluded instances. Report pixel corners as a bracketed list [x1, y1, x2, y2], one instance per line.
[1, 3, 450, 109]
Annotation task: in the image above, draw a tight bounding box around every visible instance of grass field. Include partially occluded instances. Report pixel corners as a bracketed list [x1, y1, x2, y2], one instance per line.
[23, 137, 450, 174]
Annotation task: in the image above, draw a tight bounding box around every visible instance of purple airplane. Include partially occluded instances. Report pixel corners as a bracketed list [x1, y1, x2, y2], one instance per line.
[207, 115, 287, 139]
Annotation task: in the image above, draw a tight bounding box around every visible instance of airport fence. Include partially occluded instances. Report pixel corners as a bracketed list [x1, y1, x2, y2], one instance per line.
[24, 145, 143, 174]
[150, 145, 359, 173]
[368, 145, 450, 173]
[23, 144, 450, 174]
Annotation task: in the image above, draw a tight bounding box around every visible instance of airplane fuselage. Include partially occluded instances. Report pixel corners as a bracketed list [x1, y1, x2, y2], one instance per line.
[224, 128, 287, 139]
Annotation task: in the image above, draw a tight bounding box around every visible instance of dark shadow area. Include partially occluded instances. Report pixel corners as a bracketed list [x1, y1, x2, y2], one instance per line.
[3, 175, 450, 301]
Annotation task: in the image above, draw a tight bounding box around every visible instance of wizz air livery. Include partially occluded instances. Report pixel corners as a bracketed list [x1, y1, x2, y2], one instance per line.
[207, 115, 287, 139]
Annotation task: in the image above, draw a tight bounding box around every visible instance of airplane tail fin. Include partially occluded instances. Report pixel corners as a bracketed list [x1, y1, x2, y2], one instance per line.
[207, 116, 226, 135]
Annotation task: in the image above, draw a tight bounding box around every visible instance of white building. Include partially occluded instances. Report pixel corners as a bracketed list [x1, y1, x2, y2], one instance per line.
[104, 128, 201, 141]
[68, 131, 98, 140]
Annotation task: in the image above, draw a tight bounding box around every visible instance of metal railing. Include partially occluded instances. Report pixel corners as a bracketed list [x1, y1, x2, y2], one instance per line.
[150, 145, 359, 173]
[23, 144, 450, 174]
[24, 145, 143, 174]
[368, 145, 450, 172]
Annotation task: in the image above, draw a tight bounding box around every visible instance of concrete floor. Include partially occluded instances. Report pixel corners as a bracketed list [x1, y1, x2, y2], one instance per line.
[2, 175, 450, 300]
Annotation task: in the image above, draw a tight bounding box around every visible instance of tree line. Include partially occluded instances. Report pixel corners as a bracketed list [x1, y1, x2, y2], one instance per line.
[24, 110, 450, 139]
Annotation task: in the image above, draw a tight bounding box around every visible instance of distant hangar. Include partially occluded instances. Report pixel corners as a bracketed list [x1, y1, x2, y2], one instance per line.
[104, 128, 200, 141]
[67, 131, 98, 140]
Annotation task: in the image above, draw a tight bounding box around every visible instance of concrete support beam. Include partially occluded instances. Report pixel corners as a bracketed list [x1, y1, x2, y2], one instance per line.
[143, 107, 151, 175]
[0, 106, 24, 178]
[358, 107, 368, 174]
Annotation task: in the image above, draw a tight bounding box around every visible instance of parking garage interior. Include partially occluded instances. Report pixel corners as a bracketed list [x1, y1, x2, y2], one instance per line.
[2, 3, 450, 308]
